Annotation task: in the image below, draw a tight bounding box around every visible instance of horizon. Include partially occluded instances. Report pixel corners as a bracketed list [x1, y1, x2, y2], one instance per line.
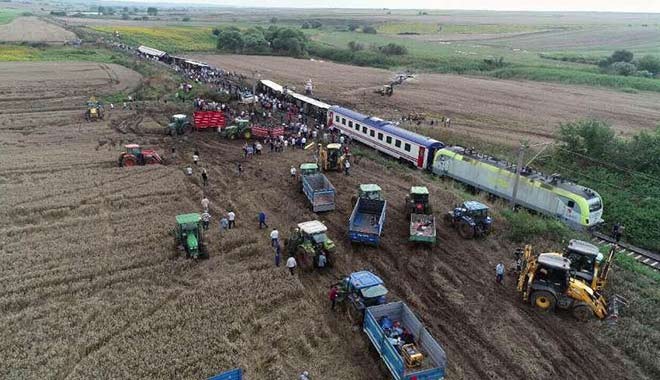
[106, 0, 660, 13]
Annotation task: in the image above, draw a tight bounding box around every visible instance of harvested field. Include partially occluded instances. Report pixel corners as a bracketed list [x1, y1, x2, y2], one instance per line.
[0, 17, 76, 42]
[0, 59, 652, 380]
[194, 54, 660, 145]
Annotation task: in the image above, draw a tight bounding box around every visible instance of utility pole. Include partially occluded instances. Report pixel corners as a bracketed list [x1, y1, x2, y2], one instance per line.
[511, 142, 527, 210]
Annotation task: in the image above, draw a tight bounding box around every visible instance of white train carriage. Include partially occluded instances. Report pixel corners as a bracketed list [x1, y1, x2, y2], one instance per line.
[432, 146, 604, 229]
[328, 106, 444, 169]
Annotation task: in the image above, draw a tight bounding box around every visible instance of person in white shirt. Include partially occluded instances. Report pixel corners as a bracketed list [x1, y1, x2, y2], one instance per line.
[227, 211, 236, 229]
[286, 256, 297, 275]
[290, 166, 297, 179]
[185, 166, 193, 176]
[201, 196, 210, 211]
[344, 160, 351, 176]
[270, 228, 279, 247]
[201, 211, 211, 230]
[301, 137, 307, 148]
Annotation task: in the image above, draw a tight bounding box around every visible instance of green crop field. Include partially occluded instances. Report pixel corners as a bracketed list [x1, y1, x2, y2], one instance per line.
[0, 45, 119, 62]
[0, 8, 21, 24]
[91, 26, 217, 52]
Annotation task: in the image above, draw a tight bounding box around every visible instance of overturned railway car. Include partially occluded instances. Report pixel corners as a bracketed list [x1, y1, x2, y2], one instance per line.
[432, 146, 604, 229]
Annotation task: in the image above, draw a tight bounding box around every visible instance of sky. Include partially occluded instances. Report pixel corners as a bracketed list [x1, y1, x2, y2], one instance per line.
[115, 0, 660, 13]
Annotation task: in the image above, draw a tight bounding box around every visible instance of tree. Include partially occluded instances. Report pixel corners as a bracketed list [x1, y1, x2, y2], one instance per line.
[610, 49, 633, 63]
[611, 61, 637, 76]
[122, 13, 130, 20]
[301, 22, 310, 29]
[310, 20, 322, 29]
[243, 29, 270, 53]
[216, 28, 244, 53]
[347, 23, 359, 32]
[379, 43, 407, 55]
[270, 17, 278, 24]
[637, 55, 660, 75]
[557, 120, 618, 162]
[147, 7, 158, 16]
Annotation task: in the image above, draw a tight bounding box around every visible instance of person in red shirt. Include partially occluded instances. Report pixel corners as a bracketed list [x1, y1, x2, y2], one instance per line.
[328, 286, 339, 311]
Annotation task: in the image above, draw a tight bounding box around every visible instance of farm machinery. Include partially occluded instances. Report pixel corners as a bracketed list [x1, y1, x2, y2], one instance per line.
[374, 84, 394, 97]
[221, 118, 251, 140]
[165, 114, 191, 136]
[319, 143, 347, 172]
[516, 244, 625, 321]
[84, 97, 104, 121]
[335, 270, 388, 323]
[118, 144, 163, 167]
[285, 220, 336, 271]
[406, 186, 436, 244]
[173, 213, 208, 259]
[444, 200, 492, 239]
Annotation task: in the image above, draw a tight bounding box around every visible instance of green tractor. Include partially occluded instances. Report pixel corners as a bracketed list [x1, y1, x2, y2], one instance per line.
[405, 186, 432, 216]
[166, 114, 191, 136]
[351, 183, 384, 205]
[221, 118, 251, 140]
[174, 213, 208, 259]
[285, 220, 336, 271]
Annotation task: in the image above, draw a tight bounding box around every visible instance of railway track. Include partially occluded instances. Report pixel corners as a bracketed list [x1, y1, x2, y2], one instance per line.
[591, 231, 660, 271]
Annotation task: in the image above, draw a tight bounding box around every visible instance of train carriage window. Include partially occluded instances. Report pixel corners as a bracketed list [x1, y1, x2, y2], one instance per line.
[355, 123, 360, 131]
[395, 140, 401, 148]
[335, 115, 339, 123]
[378, 132, 383, 141]
[404, 143, 411, 152]
[370, 130, 375, 137]
[386, 136, 392, 144]
[567, 200, 575, 209]
[348, 121, 353, 128]
[341, 118, 346, 125]
[362, 126, 367, 134]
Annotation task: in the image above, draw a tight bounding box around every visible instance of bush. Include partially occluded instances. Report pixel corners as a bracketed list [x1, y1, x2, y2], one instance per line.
[637, 55, 660, 75]
[182, 17, 191, 22]
[378, 43, 407, 56]
[347, 23, 359, 32]
[310, 20, 322, 29]
[611, 49, 634, 63]
[611, 61, 637, 76]
[362, 26, 377, 34]
[347, 41, 364, 52]
[301, 22, 310, 29]
[502, 210, 575, 242]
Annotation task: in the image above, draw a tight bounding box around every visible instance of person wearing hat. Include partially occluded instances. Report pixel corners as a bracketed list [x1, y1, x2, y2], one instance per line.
[299, 371, 310, 380]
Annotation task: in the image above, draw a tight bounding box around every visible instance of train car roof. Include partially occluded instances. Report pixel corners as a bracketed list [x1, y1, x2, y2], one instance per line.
[330, 106, 443, 148]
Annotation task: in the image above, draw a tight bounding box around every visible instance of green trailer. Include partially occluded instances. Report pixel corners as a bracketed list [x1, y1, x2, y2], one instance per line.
[406, 186, 436, 244]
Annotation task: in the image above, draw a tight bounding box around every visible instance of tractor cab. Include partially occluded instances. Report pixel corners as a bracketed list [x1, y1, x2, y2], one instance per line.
[166, 114, 190, 136]
[534, 253, 571, 293]
[445, 200, 492, 238]
[299, 163, 319, 176]
[358, 184, 383, 201]
[223, 118, 251, 140]
[338, 271, 388, 315]
[564, 239, 603, 285]
[320, 143, 346, 171]
[297, 220, 335, 253]
[124, 144, 143, 157]
[174, 213, 207, 259]
[407, 186, 431, 215]
[458, 201, 491, 222]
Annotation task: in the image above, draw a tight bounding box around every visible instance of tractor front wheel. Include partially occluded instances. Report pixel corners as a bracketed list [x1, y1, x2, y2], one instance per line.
[572, 303, 592, 321]
[531, 291, 556, 313]
[121, 155, 137, 167]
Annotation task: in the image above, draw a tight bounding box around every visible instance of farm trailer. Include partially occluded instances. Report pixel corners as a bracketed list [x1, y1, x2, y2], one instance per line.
[302, 173, 336, 212]
[364, 302, 447, 380]
[349, 197, 386, 245]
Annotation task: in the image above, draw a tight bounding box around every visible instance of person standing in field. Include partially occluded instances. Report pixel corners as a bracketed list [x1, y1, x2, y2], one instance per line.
[344, 160, 351, 176]
[286, 256, 297, 276]
[270, 228, 279, 247]
[171, 147, 177, 163]
[193, 153, 199, 166]
[220, 216, 228, 232]
[201, 196, 210, 212]
[201, 168, 208, 186]
[274, 242, 281, 267]
[201, 211, 211, 231]
[290, 165, 297, 179]
[328, 285, 339, 311]
[258, 211, 268, 229]
[227, 210, 236, 229]
[496, 262, 505, 284]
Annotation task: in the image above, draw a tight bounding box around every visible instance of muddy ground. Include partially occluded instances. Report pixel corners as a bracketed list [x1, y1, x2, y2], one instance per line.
[194, 54, 660, 145]
[0, 61, 649, 380]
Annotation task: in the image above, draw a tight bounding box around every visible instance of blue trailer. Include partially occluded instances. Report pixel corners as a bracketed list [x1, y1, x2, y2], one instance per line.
[363, 302, 447, 380]
[302, 173, 336, 212]
[208, 368, 242, 380]
[348, 184, 387, 245]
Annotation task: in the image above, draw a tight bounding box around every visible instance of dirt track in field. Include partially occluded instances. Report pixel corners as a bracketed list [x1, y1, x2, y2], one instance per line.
[0, 17, 76, 42]
[194, 54, 660, 145]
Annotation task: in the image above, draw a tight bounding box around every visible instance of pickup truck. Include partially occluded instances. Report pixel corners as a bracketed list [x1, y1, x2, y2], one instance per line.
[348, 197, 386, 245]
[302, 173, 336, 212]
[364, 302, 447, 380]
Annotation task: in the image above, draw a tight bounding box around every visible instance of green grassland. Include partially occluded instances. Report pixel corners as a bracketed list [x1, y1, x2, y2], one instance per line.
[0, 45, 118, 62]
[91, 26, 217, 52]
[0, 8, 21, 24]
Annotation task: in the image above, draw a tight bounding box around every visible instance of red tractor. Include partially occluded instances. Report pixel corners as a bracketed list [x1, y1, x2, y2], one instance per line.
[118, 144, 163, 167]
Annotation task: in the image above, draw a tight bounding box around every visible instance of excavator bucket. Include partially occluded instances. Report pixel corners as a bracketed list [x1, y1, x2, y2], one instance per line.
[606, 295, 629, 325]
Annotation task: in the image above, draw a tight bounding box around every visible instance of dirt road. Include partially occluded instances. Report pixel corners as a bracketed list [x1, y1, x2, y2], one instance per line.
[0, 17, 76, 42]
[0, 61, 649, 379]
[194, 54, 660, 145]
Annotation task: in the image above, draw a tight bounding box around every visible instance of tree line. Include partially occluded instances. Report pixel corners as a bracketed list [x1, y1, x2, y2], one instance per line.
[214, 26, 309, 57]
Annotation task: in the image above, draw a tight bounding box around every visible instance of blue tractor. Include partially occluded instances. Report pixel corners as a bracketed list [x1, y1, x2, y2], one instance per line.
[335, 271, 388, 324]
[444, 201, 492, 239]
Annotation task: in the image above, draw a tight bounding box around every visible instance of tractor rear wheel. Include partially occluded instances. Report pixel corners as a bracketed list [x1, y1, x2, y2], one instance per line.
[571, 303, 592, 321]
[531, 291, 556, 313]
[121, 155, 137, 167]
[458, 221, 474, 239]
[443, 213, 453, 227]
